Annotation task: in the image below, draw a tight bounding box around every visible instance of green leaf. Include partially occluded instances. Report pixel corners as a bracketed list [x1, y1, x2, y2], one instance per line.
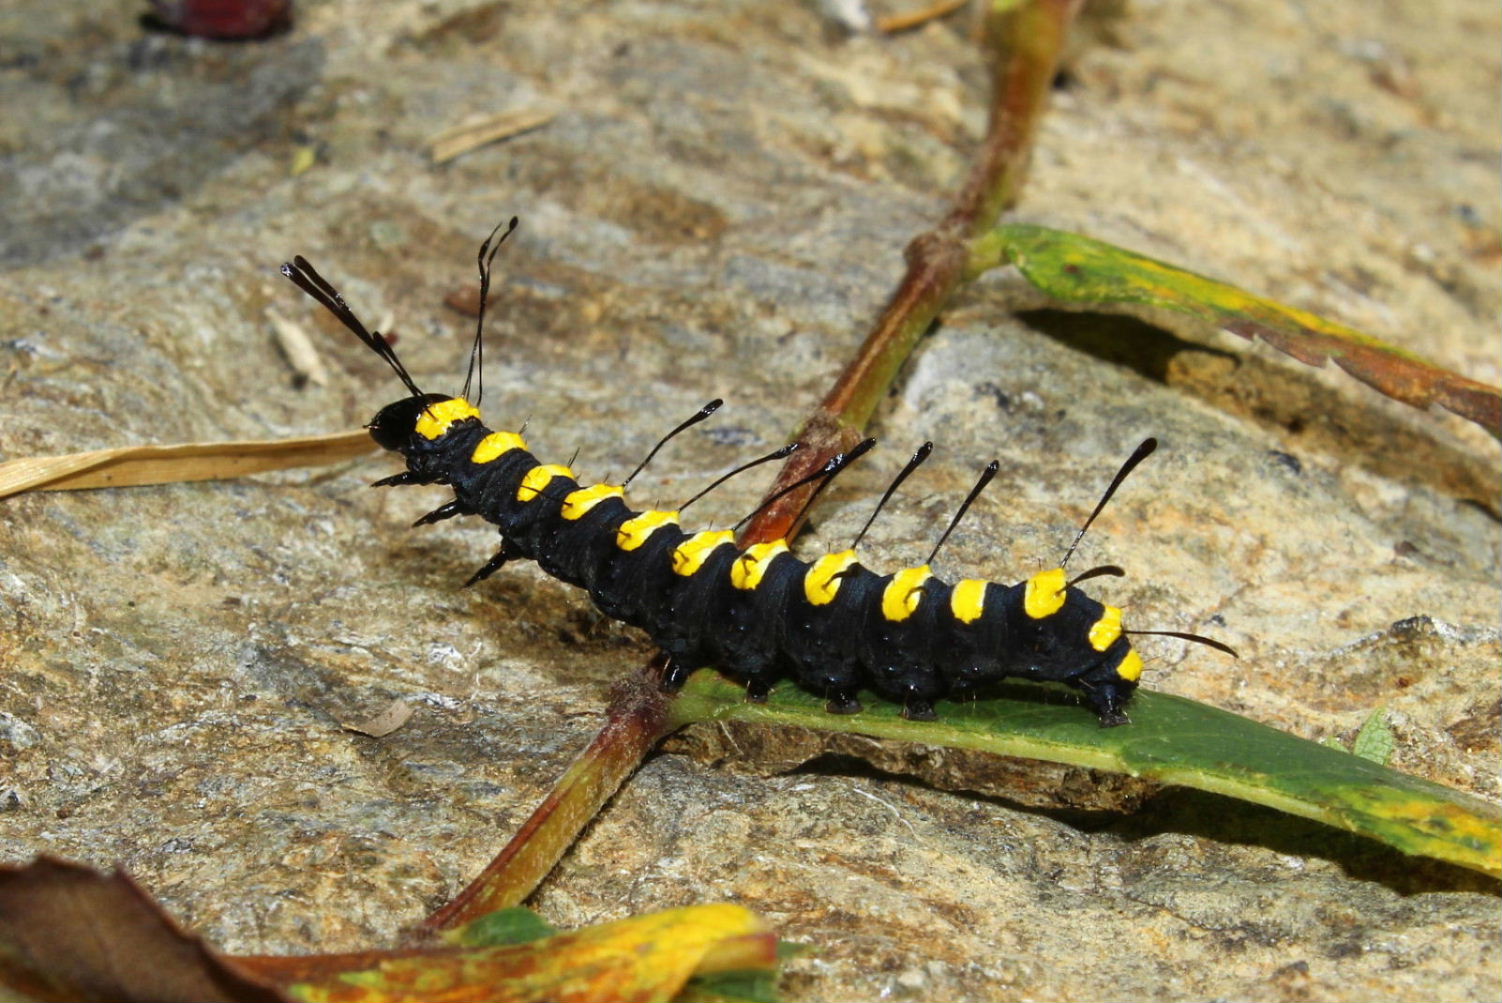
[966, 223, 1501, 435]
[674, 968, 782, 1003]
[1351, 707, 1397, 765]
[673, 941, 808, 1003]
[447, 907, 558, 948]
[668, 671, 1501, 877]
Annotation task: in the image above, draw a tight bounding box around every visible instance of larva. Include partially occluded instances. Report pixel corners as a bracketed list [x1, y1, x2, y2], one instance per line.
[281, 219, 1230, 726]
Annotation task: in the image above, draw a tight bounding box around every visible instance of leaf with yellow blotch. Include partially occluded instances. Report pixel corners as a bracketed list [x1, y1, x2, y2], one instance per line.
[967, 224, 1501, 436]
[240, 903, 777, 1003]
[444, 906, 559, 947]
[430, 905, 786, 1003]
[0, 856, 783, 1003]
[0, 430, 375, 500]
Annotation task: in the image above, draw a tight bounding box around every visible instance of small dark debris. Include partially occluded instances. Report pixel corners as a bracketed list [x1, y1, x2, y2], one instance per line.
[973, 381, 1012, 411]
[1268, 450, 1303, 476]
[1389, 615, 1434, 638]
[701, 425, 760, 448]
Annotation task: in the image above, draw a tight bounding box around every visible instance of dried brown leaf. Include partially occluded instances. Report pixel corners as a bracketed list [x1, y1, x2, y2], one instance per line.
[341, 699, 415, 739]
[428, 109, 557, 165]
[0, 856, 285, 1003]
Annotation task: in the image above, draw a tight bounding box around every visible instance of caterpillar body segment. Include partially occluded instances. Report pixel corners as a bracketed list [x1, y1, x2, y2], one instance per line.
[377, 392, 1142, 725]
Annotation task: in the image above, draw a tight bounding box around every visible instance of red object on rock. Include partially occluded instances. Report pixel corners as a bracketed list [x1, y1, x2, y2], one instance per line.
[147, 0, 292, 40]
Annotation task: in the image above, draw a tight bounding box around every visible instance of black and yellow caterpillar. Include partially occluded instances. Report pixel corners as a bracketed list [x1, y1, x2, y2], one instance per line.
[283, 220, 1228, 726]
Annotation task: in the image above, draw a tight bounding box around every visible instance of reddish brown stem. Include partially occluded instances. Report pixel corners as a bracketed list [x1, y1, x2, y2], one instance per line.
[416, 663, 674, 935]
[743, 0, 1083, 546]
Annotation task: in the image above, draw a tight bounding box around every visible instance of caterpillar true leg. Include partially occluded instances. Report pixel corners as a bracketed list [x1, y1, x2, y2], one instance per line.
[414, 500, 472, 527]
[464, 547, 511, 589]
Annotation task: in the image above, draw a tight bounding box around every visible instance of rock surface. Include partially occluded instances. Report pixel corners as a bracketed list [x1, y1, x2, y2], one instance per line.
[1, 1, 1497, 1000]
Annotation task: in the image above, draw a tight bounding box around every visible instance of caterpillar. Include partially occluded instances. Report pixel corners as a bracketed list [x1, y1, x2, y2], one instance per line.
[281, 219, 1232, 727]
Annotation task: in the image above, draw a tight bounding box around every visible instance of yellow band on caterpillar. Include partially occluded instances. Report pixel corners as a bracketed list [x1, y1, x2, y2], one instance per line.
[672, 530, 735, 576]
[804, 550, 858, 606]
[616, 510, 679, 551]
[516, 464, 575, 503]
[1088, 606, 1124, 652]
[731, 540, 789, 591]
[881, 565, 931, 622]
[561, 483, 624, 520]
[1115, 649, 1144, 682]
[1023, 568, 1068, 619]
[415, 397, 481, 440]
[949, 579, 988, 624]
[471, 430, 527, 464]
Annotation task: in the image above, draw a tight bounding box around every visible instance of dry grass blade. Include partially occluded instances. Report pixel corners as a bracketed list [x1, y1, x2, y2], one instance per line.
[428, 108, 557, 165]
[266, 306, 330, 387]
[878, 0, 969, 34]
[0, 430, 376, 499]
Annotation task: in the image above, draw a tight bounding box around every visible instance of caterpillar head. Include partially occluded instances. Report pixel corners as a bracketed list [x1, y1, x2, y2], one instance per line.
[1012, 565, 1234, 726]
[1078, 640, 1141, 727]
[1008, 438, 1234, 725]
[367, 393, 456, 450]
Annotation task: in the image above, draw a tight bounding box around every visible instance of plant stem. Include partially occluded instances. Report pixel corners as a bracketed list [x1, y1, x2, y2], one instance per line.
[417, 665, 674, 935]
[742, 0, 1084, 545]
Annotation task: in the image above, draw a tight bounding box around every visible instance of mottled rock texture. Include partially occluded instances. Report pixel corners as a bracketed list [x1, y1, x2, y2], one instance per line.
[1, 1, 1497, 1000]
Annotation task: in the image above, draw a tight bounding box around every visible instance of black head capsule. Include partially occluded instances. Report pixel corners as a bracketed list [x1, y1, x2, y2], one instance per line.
[367, 393, 453, 450]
